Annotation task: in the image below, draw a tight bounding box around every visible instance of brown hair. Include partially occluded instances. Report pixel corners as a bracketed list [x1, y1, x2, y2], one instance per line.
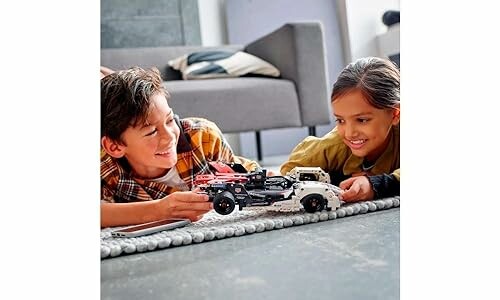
[101, 67, 169, 143]
[331, 57, 399, 109]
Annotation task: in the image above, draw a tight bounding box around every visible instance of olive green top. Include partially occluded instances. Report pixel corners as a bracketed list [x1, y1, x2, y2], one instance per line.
[280, 126, 400, 185]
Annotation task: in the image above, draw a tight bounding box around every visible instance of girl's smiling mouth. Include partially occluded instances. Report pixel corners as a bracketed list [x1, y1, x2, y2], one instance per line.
[346, 139, 367, 149]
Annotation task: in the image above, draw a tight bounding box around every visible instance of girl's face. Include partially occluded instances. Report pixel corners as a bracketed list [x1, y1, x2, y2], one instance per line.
[332, 89, 400, 162]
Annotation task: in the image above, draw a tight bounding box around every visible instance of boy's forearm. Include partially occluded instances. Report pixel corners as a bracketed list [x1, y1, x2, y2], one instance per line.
[100, 200, 164, 228]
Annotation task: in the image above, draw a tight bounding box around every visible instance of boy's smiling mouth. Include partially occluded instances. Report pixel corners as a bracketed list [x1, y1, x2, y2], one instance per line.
[155, 145, 176, 157]
[155, 151, 171, 155]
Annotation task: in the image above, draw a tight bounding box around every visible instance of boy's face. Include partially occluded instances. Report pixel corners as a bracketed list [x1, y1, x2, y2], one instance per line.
[332, 89, 399, 162]
[119, 93, 180, 179]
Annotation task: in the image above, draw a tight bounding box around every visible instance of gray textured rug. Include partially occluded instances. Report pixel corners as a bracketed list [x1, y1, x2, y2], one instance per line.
[101, 197, 400, 259]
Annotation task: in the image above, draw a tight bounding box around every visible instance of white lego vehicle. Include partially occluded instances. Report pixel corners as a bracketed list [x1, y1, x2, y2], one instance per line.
[286, 167, 330, 183]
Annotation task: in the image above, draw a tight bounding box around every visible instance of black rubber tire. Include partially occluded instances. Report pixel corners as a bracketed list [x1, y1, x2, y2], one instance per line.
[213, 191, 236, 215]
[301, 194, 326, 213]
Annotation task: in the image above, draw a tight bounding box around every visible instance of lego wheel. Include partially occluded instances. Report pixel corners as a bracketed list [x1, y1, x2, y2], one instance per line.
[213, 191, 236, 215]
[301, 194, 325, 213]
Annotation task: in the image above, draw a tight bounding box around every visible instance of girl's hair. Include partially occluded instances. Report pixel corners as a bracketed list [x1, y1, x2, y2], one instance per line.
[331, 57, 400, 109]
[101, 66, 170, 143]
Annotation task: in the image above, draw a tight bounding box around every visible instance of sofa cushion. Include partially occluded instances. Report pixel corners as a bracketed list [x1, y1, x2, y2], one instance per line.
[168, 50, 280, 80]
[164, 77, 301, 132]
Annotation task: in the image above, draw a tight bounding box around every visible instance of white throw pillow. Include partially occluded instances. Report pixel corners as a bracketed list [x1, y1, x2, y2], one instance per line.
[168, 50, 280, 80]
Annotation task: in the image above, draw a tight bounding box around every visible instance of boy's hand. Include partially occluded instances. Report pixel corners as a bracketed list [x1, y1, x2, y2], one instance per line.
[339, 176, 375, 202]
[159, 191, 212, 222]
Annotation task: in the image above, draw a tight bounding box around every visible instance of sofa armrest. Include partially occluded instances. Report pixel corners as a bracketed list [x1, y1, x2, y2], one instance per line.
[244, 22, 331, 127]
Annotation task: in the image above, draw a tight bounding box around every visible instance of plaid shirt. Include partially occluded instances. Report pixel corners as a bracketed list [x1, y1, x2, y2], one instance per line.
[101, 116, 259, 203]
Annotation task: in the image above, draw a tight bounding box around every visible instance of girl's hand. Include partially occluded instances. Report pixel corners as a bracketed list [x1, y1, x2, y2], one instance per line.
[339, 176, 375, 202]
[159, 191, 212, 222]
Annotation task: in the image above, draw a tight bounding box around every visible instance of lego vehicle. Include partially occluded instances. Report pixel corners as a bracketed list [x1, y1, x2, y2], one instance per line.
[202, 179, 341, 215]
[196, 164, 330, 187]
[195, 162, 341, 215]
[198, 171, 340, 215]
[286, 167, 330, 183]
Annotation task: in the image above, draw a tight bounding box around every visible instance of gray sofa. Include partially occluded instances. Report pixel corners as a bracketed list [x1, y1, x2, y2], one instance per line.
[101, 22, 331, 160]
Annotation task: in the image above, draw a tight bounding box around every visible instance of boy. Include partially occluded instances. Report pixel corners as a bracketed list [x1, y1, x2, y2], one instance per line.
[101, 67, 258, 227]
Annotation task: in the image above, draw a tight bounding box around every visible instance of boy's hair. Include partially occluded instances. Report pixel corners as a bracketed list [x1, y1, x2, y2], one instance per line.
[101, 66, 170, 144]
[331, 57, 400, 109]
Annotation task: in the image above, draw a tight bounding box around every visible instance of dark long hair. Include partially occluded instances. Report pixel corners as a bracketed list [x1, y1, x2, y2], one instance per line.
[331, 57, 399, 109]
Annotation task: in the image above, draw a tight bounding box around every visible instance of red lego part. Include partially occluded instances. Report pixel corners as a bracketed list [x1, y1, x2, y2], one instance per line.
[208, 161, 236, 173]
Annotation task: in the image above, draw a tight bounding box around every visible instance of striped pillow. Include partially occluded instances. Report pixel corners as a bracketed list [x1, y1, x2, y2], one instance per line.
[168, 50, 280, 80]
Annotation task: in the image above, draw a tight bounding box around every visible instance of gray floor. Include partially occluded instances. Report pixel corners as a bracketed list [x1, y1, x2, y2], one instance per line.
[101, 208, 400, 300]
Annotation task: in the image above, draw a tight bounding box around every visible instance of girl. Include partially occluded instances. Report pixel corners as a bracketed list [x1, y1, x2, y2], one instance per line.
[280, 57, 400, 202]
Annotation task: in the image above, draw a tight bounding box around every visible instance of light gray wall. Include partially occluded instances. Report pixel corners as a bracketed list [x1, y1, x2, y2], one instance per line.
[344, 0, 400, 60]
[225, 0, 347, 158]
[101, 0, 201, 48]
